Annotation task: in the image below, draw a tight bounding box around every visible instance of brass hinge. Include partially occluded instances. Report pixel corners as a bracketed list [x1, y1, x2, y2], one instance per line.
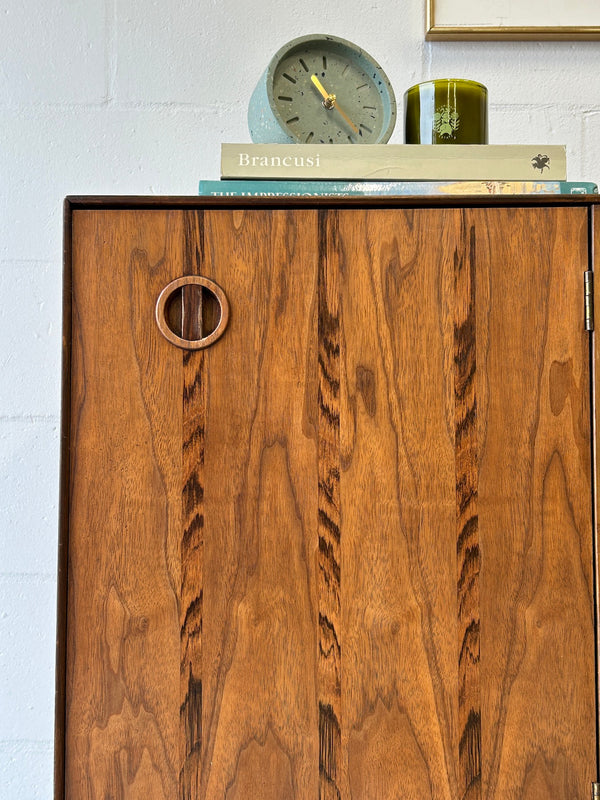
[585, 271, 594, 331]
[591, 782, 600, 800]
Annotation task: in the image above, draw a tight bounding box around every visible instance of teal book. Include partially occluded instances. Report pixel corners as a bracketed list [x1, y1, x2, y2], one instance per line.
[199, 179, 598, 197]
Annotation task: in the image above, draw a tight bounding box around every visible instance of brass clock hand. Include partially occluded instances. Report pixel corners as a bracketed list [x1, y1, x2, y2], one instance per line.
[311, 74, 359, 135]
[332, 100, 360, 136]
[311, 74, 335, 107]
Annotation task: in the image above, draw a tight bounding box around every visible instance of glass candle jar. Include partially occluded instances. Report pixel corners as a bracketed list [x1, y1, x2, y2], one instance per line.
[404, 79, 488, 144]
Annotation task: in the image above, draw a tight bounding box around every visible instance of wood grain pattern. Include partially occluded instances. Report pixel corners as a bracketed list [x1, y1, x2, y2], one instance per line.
[180, 212, 206, 799]
[336, 208, 459, 800]
[67, 210, 183, 798]
[474, 206, 595, 800]
[317, 210, 342, 800]
[62, 201, 598, 800]
[454, 221, 481, 800]
[199, 209, 320, 799]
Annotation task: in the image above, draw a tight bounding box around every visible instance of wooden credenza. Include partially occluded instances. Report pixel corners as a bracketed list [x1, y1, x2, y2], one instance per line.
[56, 195, 600, 800]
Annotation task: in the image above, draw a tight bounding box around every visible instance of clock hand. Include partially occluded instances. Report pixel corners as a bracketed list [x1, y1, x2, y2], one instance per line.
[332, 101, 360, 136]
[311, 74, 335, 107]
[311, 74, 359, 135]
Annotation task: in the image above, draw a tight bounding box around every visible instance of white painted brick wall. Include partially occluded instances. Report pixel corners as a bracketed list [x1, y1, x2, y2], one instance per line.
[1, 0, 598, 796]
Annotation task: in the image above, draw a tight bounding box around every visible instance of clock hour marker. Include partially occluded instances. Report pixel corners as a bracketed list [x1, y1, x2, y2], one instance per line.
[356, 83, 368, 90]
[322, 56, 327, 70]
[342, 64, 350, 76]
[278, 96, 293, 102]
[286, 116, 300, 124]
[363, 105, 377, 110]
[360, 123, 373, 133]
[299, 58, 309, 72]
[283, 73, 297, 83]
[306, 132, 314, 142]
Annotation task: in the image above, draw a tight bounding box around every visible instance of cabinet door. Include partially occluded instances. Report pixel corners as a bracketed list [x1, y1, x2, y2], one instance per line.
[324, 206, 595, 800]
[64, 208, 321, 799]
[61, 204, 595, 800]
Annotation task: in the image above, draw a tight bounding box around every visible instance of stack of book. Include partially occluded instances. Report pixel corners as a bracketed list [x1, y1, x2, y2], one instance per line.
[198, 143, 597, 197]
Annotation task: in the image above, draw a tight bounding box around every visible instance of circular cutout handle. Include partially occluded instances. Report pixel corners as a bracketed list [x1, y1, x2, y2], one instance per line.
[155, 276, 230, 350]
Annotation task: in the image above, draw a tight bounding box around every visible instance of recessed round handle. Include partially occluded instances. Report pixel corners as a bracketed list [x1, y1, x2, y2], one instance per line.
[155, 276, 230, 350]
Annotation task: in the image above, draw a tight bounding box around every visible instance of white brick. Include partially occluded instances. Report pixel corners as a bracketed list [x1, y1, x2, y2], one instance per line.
[113, 2, 422, 109]
[0, 264, 62, 417]
[0, 104, 243, 262]
[583, 112, 600, 184]
[427, 41, 600, 109]
[0, 575, 56, 742]
[0, 741, 54, 800]
[0, 419, 60, 575]
[0, 0, 105, 105]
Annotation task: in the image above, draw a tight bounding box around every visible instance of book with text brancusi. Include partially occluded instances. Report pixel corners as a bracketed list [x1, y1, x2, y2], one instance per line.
[221, 143, 567, 181]
[199, 179, 597, 197]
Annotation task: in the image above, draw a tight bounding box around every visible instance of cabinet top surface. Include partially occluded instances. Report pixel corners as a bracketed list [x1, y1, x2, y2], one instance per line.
[64, 194, 600, 212]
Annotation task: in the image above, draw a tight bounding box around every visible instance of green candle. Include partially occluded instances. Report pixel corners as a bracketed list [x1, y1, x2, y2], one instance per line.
[404, 79, 488, 144]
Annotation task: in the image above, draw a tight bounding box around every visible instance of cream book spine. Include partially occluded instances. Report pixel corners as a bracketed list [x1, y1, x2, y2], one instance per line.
[221, 143, 567, 181]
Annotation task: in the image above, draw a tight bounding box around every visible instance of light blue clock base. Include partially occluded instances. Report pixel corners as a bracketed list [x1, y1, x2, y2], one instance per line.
[248, 72, 297, 144]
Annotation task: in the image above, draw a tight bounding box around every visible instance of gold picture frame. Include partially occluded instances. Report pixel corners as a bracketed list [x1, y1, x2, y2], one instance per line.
[426, 0, 600, 40]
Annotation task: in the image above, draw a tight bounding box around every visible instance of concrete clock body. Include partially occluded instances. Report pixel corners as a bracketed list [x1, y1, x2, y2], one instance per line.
[248, 34, 397, 144]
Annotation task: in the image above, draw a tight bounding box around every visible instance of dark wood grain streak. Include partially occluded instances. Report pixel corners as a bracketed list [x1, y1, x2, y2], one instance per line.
[318, 209, 342, 800]
[455, 222, 481, 800]
[180, 211, 205, 800]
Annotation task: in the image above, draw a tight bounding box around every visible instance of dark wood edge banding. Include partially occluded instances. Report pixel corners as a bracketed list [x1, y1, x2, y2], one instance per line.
[54, 198, 74, 800]
[64, 195, 600, 213]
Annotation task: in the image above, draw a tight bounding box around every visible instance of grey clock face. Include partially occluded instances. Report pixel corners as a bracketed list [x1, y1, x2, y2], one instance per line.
[267, 36, 396, 144]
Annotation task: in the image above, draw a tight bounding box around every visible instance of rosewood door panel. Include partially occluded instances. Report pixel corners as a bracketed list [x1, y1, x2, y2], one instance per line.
[62, 202, 596, 800]
[472, 206, 595, 800]
[66, 208, 321, 800]
[322, 206, 594, 800]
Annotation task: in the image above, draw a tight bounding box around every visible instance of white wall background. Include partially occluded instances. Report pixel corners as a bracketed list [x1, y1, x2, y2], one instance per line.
[1, 1, 599, 797]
